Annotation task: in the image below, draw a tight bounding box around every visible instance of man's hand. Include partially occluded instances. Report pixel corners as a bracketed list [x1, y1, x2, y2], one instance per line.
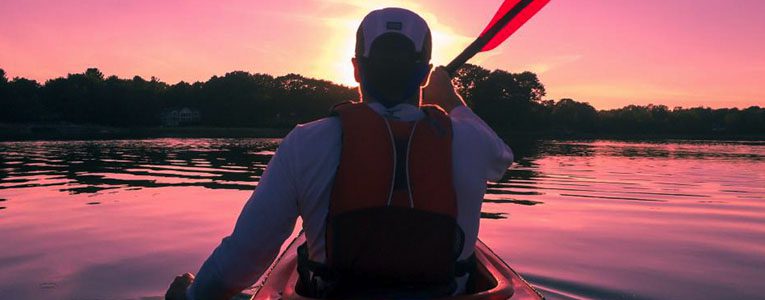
[165, 273, 194, 300]
[421, 66, 466, 113]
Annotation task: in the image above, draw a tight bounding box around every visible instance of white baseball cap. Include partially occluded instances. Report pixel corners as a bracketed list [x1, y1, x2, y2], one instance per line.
[355, 7, 432, 63]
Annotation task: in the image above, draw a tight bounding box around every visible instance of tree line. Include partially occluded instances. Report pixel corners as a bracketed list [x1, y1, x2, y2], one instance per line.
[1, 66, 763, 136]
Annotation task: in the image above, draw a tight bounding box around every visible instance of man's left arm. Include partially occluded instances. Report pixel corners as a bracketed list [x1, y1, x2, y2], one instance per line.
[169, 133, 301, 300]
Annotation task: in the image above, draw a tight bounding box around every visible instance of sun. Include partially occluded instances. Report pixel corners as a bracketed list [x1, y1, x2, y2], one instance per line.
[332, 37, 361, 87]
[311, 2, 472, 88]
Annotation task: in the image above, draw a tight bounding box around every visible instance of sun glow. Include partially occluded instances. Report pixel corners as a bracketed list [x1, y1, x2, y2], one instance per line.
[6, 0, 762, 109]
[311, 0, 473, 87]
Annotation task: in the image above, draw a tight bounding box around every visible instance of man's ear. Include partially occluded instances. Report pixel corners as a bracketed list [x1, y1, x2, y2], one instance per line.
[352, 57, 361, 83]
[420, 63, 434, 87]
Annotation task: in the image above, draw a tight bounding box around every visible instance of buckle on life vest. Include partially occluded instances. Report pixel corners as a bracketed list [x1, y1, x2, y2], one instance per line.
[297, 242, 338, 298]
[455, 252, 477, 277]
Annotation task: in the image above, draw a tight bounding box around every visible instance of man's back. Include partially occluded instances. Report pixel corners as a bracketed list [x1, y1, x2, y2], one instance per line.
[184, 102, 513, 298]
[178, 7, 514, 299]
[286, 102, 513, 262]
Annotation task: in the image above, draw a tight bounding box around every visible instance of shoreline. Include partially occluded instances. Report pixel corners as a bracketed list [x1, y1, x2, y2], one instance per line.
[0, 123, 290, 142]
[500, 131, 765, 142]
[0, 123, 763, 142]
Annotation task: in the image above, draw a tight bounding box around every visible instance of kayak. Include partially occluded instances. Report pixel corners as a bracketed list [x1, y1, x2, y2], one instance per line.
[246, 233, 543, 299]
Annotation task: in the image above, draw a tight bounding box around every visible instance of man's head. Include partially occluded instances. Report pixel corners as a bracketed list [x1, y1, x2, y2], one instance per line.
[353, 8, 433, 107]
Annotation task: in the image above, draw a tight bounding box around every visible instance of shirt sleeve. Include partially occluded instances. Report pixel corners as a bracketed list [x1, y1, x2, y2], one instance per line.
[186, 131, 301, 300]
[450, 106, 514, 181]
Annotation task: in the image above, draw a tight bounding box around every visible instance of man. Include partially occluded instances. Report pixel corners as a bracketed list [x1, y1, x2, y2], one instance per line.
[167, 7, 513, 299]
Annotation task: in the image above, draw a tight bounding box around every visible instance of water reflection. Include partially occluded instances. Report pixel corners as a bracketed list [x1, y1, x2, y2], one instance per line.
[0, 139, 278, 195]
[1, 138, 764, 299]
[484, 139, 765, 300]
[0, 138, 552, 214]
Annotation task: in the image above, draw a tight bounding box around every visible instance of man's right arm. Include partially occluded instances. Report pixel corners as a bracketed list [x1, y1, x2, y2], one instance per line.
[421, 66, 466, 113]
[422, 66, 514, 180]
[450, 106, 514, 180]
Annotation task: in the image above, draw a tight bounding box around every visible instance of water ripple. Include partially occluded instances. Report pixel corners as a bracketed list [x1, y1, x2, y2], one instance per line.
[0, 139, 764, 299]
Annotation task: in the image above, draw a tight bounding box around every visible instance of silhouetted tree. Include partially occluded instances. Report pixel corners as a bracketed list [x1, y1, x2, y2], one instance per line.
[551, 98, 598, 132]
[1, 77, 42, 122]
[453, 64, 490, 106]
[458, 66, 546, 131]
[0, 66, 762, 137]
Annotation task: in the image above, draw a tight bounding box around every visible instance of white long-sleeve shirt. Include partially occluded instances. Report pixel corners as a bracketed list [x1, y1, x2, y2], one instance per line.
[187, 103, 514, 299]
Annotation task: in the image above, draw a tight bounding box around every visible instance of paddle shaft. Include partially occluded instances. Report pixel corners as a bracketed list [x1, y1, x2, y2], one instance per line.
[444, 0, 534, 77]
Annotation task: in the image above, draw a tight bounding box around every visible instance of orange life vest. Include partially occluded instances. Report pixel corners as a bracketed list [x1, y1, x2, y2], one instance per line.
[304, 102, 465, 296]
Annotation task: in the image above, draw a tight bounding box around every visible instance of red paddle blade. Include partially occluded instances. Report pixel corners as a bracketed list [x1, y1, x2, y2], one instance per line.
[480, 0, 550, 52]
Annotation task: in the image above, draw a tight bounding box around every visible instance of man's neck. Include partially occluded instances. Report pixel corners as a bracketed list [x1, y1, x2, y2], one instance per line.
[360, 93, 419, 108]
[365, 101, 425, 121]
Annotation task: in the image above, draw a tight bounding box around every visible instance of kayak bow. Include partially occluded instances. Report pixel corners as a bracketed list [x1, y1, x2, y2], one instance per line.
[247, 233, 543, 300]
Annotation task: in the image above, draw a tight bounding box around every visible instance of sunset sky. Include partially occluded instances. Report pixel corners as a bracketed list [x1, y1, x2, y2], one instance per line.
[1, 0, 763, 109]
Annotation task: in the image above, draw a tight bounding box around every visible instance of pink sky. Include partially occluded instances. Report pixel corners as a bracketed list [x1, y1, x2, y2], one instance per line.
[1, 0, 763, 109]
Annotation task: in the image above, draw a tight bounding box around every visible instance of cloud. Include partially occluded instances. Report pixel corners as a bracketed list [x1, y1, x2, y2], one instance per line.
[528, 54, 583, 74]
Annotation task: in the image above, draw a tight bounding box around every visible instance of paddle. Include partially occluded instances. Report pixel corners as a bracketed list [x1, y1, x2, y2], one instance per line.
[444, 0, 551, 76]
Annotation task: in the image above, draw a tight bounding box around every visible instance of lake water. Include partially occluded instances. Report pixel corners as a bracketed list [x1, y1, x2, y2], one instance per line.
[1, 138, 763, 299]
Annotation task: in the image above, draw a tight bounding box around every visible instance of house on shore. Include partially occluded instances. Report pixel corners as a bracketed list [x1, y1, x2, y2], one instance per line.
[161, 107, 201, 126]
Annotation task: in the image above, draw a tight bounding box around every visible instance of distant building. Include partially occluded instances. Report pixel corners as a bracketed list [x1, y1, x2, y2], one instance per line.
[161, 107, 201, 126]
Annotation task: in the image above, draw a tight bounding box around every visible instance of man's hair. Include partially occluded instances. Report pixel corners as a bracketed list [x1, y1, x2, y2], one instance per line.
[355, 29, 432, 107]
